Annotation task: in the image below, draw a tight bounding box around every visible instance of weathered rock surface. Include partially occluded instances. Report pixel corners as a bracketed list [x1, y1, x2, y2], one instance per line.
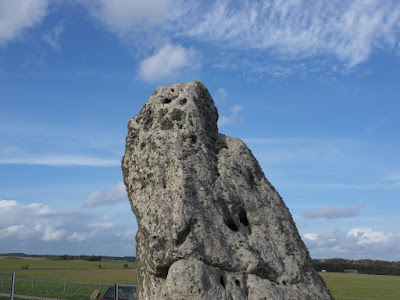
[122, 81, 333, 299]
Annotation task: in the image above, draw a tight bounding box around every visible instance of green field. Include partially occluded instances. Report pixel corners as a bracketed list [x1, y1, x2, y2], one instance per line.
[320, 272, 400, 300]
[1, 258, 400, 299]
[0, 257, 137, 285]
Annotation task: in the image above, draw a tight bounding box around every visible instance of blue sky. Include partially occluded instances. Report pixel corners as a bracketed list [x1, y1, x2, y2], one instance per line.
[0, 0, 399, 260]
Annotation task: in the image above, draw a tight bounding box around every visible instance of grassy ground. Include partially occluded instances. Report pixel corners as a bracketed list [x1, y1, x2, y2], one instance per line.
[2, 258, 400, 299]
[320, 272, 400, 300]
[0, 257, 137, 285]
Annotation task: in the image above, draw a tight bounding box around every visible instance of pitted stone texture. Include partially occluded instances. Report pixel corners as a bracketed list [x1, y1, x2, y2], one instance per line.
[122, 81, 333, 299]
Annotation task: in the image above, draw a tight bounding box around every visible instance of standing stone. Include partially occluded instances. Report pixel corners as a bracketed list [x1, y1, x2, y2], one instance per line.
[122, 81, 333, 299]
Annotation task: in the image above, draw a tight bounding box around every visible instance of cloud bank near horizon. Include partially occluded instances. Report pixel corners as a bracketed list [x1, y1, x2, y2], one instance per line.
[0, 199, 135, 255]
[304, 227, 400, 260]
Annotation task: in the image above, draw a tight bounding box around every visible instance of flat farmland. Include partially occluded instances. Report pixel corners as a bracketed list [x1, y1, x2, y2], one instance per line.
[320, 272, 400, 300]
[0, 257, 136, 285]
[2, 258, 400, 299]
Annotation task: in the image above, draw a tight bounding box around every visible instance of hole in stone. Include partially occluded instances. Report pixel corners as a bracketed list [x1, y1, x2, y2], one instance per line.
[235, 280, 240, 287]
[179, 98, 187, 105]
[220, 275, 225, 288]
[225, 218, 238, 232]
[163, 98, 171, 104]
[171, 88, 174, 92]
[156, 265, 170, 279]
[190, 134, 197, 144]
[140, 142, 146, 150]
[239, 208, 249, 226]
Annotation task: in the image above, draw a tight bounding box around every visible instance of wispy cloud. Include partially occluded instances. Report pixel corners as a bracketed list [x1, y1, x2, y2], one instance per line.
[3, 1, 399, 75]
[86, 0, 172, 36]
[97, 0, 400, 75]
[218, 104, 244, 127]
[83, 182, 127, 208]
[42, 22, 64, 51]
[0, 0, 49, 45]
[182, 0, 400, 69]
[302, 202, 364, 219]
[288, 182, 400, 190]
[0, 154, 120, 167]
[138, 43, 201, 83]
[214, 88, 227, 102]
[244, 137, 362, 167]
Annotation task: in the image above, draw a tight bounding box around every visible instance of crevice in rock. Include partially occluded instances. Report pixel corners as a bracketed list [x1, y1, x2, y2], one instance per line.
[162, 98, 171, 104]
[238, 208, 249, 226]
[252, 264, 279, 284]
[219, 275, 226, 288]
[176, 223, 191, 246]
[243, 274, 249, 297]
[247, 170, 255, 188]
[200, 258, 281, 288]
[224, 217, 238, 232]
[176, 218, 197, 246]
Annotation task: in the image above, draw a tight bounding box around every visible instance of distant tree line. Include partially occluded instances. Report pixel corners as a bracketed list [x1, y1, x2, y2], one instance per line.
[48, 255, 136, 262]
[50, 255, 102, 261]
[312, 258, 400, 276]
[0, 253, 135, 262]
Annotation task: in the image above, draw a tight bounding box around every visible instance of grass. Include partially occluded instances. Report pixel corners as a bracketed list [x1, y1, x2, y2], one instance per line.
[0, 257, 137, 285]
[320, 272, 400, 300]
[2, 258, 400, 299]
[0, 257, 137, 300]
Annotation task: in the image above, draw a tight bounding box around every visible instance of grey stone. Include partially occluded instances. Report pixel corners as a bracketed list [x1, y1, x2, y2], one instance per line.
[122, 81, 333, 299]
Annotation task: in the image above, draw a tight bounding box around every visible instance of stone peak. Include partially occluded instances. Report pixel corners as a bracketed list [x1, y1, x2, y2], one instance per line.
[132, 81, 219, 135]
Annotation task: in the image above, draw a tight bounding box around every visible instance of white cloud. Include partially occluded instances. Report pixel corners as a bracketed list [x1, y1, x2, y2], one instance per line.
[347, 228, 398, 245]
[67, 232, 87, 242]
[182, 0, 400, 69]
[83, 182, 127, 208]
[88, 222, 114, 229]
[0, 198, 137, 255]
[84, 0, 398, 74]
[0, 153, 120, 167]
[218, 104, 243, 127]
[42, 226, 66, 242]
[304, 233, 318, 241]
[303, 227, 400, 260]
[42, 22, 64, 51]
[86, 0, 172, 36]
[302, 202, 364, 219]
[0, 0, 49, 45]
[138, 43, 201, 83]
[214, 88, 227, 102]
[0, 200, 64, 241]
[68, 0, 400, 78]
